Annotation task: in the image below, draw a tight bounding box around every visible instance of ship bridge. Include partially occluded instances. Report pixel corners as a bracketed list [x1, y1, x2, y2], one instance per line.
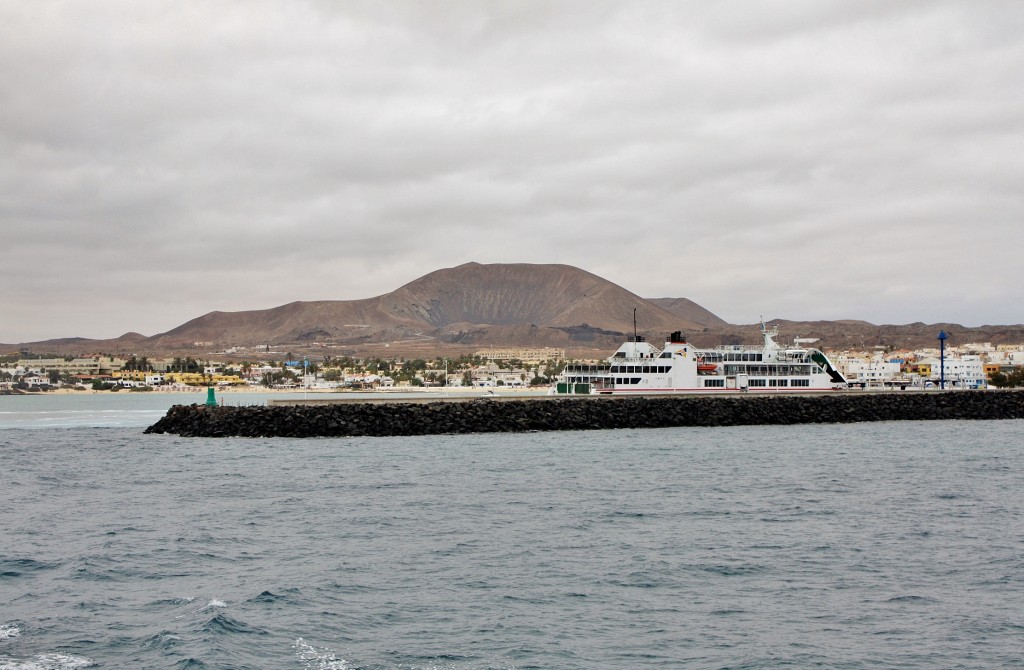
[610, 335, 662, 360]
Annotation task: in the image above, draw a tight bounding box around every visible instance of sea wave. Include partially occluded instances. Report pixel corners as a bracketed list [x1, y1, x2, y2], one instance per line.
[0, 652, 94, 670]
[199, 613, 266, 636]
[293, 638, 352, 670]
[0, 559, 59, 578]
[3, 421, 1024, 668]
[139, 630, 182, 652]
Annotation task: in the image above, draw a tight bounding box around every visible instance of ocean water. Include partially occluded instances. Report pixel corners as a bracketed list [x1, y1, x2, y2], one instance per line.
[1, 395, 1023, 669]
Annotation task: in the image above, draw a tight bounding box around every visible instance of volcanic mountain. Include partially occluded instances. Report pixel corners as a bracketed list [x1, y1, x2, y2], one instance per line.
[10, 263, 1021, 356]
[146, 263, 723, 349]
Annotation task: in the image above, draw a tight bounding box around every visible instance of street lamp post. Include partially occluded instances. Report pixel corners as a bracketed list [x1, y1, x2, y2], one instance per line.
[937, 331, 948, 390]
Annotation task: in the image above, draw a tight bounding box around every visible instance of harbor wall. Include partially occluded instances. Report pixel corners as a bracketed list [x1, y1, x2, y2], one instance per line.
[145, 391, 1024, 438]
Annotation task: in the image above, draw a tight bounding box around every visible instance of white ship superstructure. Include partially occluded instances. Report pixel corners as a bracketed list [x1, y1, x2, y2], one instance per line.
[553, 323, 847, 394]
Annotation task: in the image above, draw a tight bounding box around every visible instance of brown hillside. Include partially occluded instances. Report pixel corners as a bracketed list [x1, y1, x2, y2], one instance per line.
[386, 263, 712, 331]
[7, 263, 1023, 357]
[646, 298, 727, 327]
[146, 263, 711, 347]
[148, 297, 415, 347]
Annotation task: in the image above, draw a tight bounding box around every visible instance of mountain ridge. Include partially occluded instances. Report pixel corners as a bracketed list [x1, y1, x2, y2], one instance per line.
[4, 262, 1023, 355]
[143, 262, 715, 347]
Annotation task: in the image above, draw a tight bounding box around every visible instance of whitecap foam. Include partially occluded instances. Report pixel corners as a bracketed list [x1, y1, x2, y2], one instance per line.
[204, 599, 227, 609]
[0, 625, 19, 640]
[293, 638, 351, 670]
[0, 652, 94, 669]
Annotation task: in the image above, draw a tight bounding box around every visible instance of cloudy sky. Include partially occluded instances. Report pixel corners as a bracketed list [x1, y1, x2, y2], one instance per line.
[3, 1, 1022, 343]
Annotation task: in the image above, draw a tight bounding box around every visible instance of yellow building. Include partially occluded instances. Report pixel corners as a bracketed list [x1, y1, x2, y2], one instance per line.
[115, 370, 150, 382]
[473, 347, 566, 364]
[164, 372, 245, 386]
[905, 362, 932, 377]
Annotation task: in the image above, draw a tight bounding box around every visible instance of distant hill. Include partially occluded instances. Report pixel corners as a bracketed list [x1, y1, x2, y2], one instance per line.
[646, 298, 728, 328]
[143, 263, 720, 349]
[734, 319, 1024, 352]
[4, 262, 1023, 356]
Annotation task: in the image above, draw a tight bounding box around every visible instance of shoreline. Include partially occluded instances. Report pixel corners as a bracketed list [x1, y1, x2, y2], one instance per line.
[3, 386, 550, 397]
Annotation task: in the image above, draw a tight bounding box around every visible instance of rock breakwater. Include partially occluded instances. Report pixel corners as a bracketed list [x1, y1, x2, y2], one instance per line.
[145, 391, 1024, 438]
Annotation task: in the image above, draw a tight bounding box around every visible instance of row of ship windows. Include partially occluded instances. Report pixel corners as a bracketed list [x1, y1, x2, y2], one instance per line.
[721, 353, 763, 362]
[564, 377, 814, 387]
[604, 378, 813, 387]
[564, 365, 674, 374]
[567, 363, 817, 375]
[697, 379, 813, 388]
[565, 365, 611, 374]
[748, 379, 811, 387]
[611, 365, 670, 374]
[724, 365, 815, 376]
[604, 378, 811, 387]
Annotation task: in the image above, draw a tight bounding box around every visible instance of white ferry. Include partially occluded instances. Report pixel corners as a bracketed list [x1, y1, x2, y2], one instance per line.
[552, 323, 847, 394]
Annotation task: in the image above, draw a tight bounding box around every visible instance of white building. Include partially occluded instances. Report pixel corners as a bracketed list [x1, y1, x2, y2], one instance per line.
[919, 355, 987, 389]
[841, 357, 904, 386]
[16, 357, 111, 375]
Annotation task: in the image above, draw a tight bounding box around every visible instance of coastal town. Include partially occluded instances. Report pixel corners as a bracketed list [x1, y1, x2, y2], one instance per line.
[4, 339, 1024, 393]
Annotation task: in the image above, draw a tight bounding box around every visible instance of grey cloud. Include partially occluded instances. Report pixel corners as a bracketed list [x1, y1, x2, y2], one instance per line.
[1, 1, 1022, 341]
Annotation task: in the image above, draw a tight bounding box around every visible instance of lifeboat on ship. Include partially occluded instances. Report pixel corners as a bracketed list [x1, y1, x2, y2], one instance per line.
[696, 359, 717, 374]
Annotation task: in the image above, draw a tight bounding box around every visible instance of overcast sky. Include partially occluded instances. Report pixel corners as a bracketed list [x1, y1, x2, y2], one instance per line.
[3, 1, 1022, 343]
